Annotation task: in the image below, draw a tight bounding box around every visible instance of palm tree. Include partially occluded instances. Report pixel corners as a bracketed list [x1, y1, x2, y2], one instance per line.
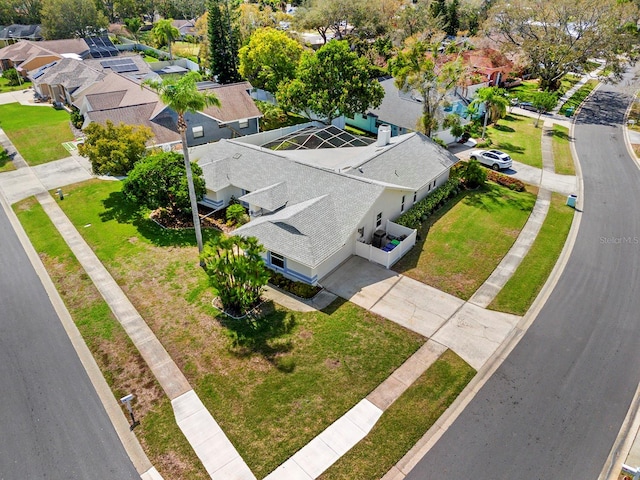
[471, 86, 510, 139]
[144, 72, 221, 260]
[152, 18, 179, 61]
[124, 17, 142, 49]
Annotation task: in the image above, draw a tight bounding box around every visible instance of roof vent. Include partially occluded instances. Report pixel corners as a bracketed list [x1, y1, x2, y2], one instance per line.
[376, 124, 391, 147]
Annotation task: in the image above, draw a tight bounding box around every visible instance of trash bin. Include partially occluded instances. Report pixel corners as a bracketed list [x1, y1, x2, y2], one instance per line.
[566, 194, 577, 207]
[565, 107, 574, 117]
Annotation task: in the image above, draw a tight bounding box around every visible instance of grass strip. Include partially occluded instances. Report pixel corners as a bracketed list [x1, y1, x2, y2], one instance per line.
[13, 197, 208, 479]
[551, 124, 575, 175]
[0, 102, 74, 165]
[319, 350, 475, 480]
[488, 192, 574, 315]
[559, 79, 598, 116]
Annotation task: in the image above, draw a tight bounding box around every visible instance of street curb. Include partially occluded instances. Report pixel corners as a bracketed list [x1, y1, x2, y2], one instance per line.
[384, 83, 588, 480]
[0, 189, 154, 477]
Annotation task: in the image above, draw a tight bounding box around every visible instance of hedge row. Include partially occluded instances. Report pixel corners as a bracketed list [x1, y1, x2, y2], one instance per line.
[486, 170, 526, 191]
[395, 178, 461, 229]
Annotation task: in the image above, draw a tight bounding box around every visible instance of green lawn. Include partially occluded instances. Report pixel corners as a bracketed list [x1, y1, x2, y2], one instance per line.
[0, 102, 74, 165]
[485, 113, 543, 168]
[14, 197, 208, 480]
[53, 179, 428, 478]
[489, 192, 574, 315]
[319, 350, 475, 480]
[559, 79, 598, 116]
[506, 74, 579, 105]
[507, 79, 540, 103]
[394, 183, 537, 300]
[551, 125, 575, 175]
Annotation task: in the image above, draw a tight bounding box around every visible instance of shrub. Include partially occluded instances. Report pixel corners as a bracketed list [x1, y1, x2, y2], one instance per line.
[395, 177, 461, 229]
[70, 108, 84, 129]
[268, 271, 321, 299]
[486, 170, 526, 191]
[461, 158, 487, 188]
[226, 203, 247, 225]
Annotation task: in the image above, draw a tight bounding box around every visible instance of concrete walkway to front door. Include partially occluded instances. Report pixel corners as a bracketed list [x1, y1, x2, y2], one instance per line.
[322, 257, 521, 371]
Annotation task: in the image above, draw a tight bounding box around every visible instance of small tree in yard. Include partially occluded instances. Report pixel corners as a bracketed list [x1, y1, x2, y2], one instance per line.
[462, 158, 486, 188]
[122, 151, 206, 217]
[2, 68, 21, 86]
[79, 121, 152, 175]
[531, 90, 558, 127]
[201, 235, 271, 315]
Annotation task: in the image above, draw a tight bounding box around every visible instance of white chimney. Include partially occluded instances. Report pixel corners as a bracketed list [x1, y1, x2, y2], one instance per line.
[376, 124, 391, 147]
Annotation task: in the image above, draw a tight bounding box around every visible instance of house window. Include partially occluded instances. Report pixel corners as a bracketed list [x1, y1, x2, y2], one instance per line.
[413, 191, 417, 203]
[192, 126, 204, 138]
[270, 252, 285, 269]
[376, 212, 382, 228]
[401, 195, 405, 212]
[433, 179, 437, 188]
[238, 119, 249, 129]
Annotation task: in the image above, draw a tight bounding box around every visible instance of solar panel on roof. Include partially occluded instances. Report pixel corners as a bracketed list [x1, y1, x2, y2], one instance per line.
[112, 64, 139, 73]
[85, 36, 118, 58]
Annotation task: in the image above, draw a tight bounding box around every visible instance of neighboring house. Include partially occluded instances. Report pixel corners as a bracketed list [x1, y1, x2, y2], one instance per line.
[183, 81, 262, 146]
[193, 124, 458, 285]
[72, 71, 180, 148]
[347, 77, 468, 140]
[461, 48, 514, 88]
[72, 74, 262, 149]
[0, 38, 88, 75]
[172, 19, 197, 39]
[31, 57, 106, 103]
[0, 24, 42, 46]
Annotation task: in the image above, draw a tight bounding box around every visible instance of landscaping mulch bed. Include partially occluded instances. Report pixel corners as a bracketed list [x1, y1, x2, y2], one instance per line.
[150, 206, 236, 234]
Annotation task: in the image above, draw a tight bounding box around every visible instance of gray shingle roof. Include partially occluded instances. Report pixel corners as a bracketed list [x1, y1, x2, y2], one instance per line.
[368, 78, 423, 131]
[239, 182, 288, 212]
[33, 57, 104, 95]
[196, 140, 385, 268]
[345, 132, 459, 190]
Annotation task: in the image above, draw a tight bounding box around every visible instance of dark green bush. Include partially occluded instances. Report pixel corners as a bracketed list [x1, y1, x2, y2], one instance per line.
[395, 177, 461, 229]
[269, 271, 321, 299]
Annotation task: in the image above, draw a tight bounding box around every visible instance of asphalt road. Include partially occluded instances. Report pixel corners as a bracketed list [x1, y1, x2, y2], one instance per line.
[406, 68, 640, 479]
[0, 201, 138, 478]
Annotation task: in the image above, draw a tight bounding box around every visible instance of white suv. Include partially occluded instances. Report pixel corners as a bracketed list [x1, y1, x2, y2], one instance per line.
[469, 149, 513, 171]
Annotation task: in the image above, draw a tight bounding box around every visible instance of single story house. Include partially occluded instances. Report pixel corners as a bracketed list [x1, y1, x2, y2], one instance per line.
[193, 124, 459, 285]
[347, 77, 469, 141]
[71, 73, 262, 149]
[0, 38, 88, 75]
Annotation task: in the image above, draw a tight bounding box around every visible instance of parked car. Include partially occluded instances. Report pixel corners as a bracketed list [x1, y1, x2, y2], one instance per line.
[517, 101, 539, 112]
[469, 149, 513, 171]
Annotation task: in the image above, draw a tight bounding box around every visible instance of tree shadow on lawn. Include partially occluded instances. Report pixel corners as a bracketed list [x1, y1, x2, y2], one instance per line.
[494, 142, 525, 155]
[219, 303, 298, 373]
[99, 191, 220, 247]
[551, 129, 572, 142]
[493, 123, 515, 133]
[463, 183, 533, 213]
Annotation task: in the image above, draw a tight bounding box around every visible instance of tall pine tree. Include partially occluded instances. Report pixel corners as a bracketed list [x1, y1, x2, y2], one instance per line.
[208, 0, 242, 84]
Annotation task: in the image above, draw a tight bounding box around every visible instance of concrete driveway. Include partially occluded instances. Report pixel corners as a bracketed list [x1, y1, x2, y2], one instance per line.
[322, 257, 521, 370]
[0, 155, 93, 204]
